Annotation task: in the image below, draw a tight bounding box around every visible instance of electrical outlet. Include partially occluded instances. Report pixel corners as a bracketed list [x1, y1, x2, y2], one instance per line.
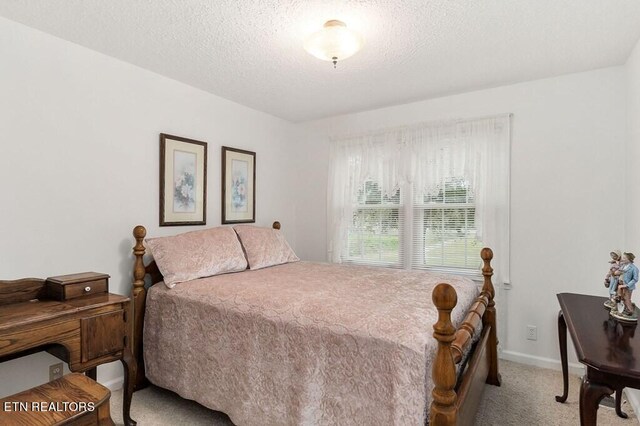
[526, 325, 537, 341]
[49, 362, 63, 381]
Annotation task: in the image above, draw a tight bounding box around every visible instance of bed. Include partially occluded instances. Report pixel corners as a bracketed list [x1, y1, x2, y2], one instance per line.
[130, 222, 501, 425]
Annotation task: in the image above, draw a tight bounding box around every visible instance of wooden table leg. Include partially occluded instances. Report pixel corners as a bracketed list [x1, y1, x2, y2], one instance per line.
[579, 376, 613, 426]
[556, 310, 569, 403]
[120, 345, 137, 426]
[85, 367, 97, 381]
[615, 388, 628, 419]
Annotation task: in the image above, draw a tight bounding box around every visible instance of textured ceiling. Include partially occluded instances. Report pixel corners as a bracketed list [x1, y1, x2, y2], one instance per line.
[1, 1, 640, 122]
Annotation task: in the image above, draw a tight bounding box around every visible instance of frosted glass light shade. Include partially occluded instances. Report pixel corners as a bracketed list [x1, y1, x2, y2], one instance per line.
[304, 20, 363, 64]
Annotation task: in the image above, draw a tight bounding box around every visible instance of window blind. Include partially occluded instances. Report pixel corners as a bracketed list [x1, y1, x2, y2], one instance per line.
[410, 179, 482, 272]
[342, 181, 403, 267]
[342, 179, 482, 272]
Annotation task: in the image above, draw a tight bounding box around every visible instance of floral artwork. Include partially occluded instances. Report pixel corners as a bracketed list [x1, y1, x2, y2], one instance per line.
[231, 159, 248, 212]
[222, 146, 255, 224]
[173, 150, 197, 213]
[160, 133, 207, 226]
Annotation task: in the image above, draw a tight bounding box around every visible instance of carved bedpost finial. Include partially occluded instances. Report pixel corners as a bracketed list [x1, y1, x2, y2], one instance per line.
[133, 226, 147, 293]
[430, 283, 458, 425]
[133, 225, 146, 241]
[272, 221, 281, 230]
[481, 247, 494, 301]
[433, 282, 458, 316]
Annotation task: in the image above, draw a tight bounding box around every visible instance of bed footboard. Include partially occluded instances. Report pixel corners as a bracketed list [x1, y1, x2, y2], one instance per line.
[430, 248, 500, 426]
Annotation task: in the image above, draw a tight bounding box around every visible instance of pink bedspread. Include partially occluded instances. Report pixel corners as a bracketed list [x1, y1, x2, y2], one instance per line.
[144, 261, 479, 426]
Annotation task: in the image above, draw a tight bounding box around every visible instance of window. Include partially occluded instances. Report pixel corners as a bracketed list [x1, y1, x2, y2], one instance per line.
[329, 115, 510, 277]
[341, 178, 481, 272]
[412, 178, 482, 272]
[345, 181, 402, 266]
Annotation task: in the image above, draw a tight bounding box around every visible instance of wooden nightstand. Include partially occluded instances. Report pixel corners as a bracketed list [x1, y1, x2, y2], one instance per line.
[0, 273, 136, 426]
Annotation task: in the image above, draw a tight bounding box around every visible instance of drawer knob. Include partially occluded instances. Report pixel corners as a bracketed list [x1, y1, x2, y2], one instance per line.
[84, 286, 92, 292]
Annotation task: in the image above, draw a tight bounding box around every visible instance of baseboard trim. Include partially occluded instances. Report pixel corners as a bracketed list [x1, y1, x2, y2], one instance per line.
[101, 376, 124, 392]
[500, 350, 584, 376]
[624, 388, 640, 419]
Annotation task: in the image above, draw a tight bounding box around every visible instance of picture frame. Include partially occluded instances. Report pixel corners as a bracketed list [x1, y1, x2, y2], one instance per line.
[159, 133, 207, 226]
[222, 146, 256, 224]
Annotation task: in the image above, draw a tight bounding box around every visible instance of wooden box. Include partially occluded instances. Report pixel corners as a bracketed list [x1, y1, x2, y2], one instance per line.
[46, 272, 110, 301]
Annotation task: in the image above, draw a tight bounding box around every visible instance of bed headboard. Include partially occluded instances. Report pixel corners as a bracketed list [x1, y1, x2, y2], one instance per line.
[130, 221, 282, 389]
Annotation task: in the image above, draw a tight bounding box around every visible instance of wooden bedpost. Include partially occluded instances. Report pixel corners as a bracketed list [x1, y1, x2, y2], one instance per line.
[481, 247, 501, 386]
[430, 283, 458, 426]
[132, 225, 148, 390]
[272, 221, 281, 230]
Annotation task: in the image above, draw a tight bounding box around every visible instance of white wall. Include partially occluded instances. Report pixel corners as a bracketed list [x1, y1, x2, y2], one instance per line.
[0, 17, 296, 397]
[627, 39, 640, 250]
[292, 67, 628, 368]
[624, 36, 640, 410]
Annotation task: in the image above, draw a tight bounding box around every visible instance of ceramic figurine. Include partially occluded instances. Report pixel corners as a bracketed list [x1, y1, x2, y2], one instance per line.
[604, 250, 622, 309]
[610, 252, 640, 323]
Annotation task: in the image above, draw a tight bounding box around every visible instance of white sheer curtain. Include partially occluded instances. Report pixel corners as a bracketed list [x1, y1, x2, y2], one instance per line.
[326, 114, 511, 283]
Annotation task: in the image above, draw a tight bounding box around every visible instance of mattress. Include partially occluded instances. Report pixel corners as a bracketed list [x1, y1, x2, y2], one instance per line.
[144, 261, 480, 426]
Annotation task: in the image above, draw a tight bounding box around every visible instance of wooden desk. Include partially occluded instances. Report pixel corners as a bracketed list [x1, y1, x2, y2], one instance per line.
[556, 292, 640, 425]
[0, 276, 136, 426]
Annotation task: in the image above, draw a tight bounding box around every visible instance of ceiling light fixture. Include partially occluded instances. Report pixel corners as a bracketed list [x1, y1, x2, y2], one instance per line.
[304, 20, 363, 68]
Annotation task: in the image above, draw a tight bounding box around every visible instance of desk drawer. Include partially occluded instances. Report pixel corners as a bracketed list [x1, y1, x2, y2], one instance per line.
[64, 279, 108, 299]
[46, 272, 110, 301]
[0, 319, 79, 359]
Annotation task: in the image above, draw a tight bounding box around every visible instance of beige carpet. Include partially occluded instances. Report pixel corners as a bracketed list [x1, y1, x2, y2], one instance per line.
[110, 360, 638, 425]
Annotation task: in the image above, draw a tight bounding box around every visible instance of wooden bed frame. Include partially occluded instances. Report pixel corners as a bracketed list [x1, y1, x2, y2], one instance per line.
[130, 222, 501, 426]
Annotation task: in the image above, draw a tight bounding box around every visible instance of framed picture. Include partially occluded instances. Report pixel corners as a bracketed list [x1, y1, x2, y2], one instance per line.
[159, 133, 207, 226]
[222, 146, 256, 224]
